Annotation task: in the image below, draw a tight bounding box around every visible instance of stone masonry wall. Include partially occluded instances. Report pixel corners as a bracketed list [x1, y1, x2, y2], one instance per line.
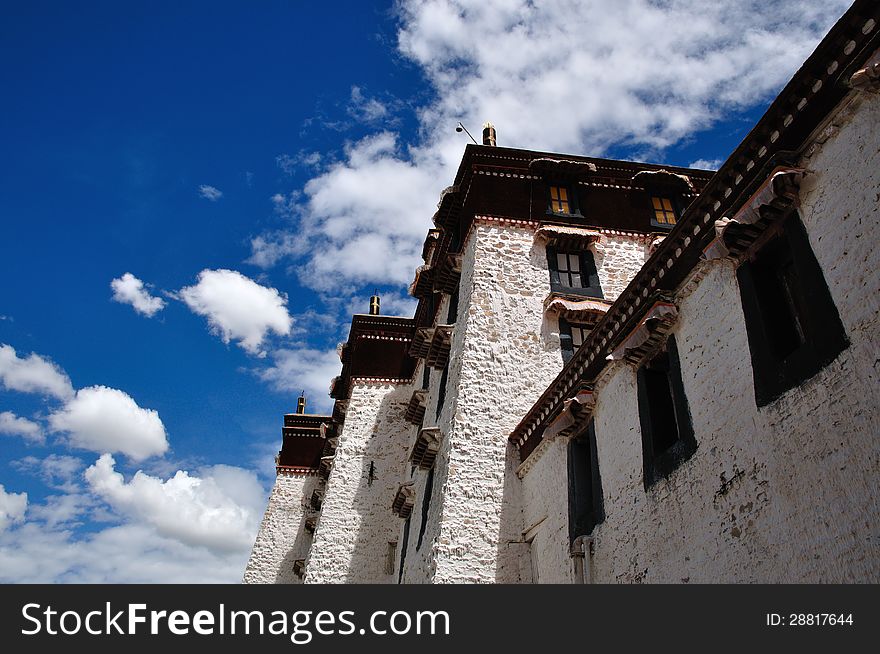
[304, 381, 413, 583]
[431, 223, 571, 583]
[243, 472, 323, 584]
[519, 90, 880, 584]
[592, 232, 653, 302]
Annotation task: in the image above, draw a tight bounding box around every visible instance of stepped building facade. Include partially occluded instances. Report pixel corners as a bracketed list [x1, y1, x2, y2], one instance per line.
[244, 1, 880, 584]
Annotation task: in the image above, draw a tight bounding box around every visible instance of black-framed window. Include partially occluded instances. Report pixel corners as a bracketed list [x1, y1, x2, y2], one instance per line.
[547, 246, 603, 298]
[637, 335, 696, 488]
[416, 465, 435, 551]
[736, 211, 848, 407]
[568, 420, 604, 541]
[559, 318, 591, 364]
[650, 195, 678, 229]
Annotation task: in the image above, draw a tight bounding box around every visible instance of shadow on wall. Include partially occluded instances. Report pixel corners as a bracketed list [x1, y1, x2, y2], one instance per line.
[495, 441, 529, 583]
[320, 388, 412, 583]
[274, 477, 320, 584]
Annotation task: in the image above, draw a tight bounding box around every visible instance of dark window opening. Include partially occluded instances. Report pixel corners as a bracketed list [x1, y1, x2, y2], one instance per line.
[421, 363, 430, 390]
[398, 516, 411, 583]
[568, 420, 604, 541]
[559, 319, 591, 364]
[416, 465, 435, 551]
[637, 335, 695, 488]
[435, 363, 449, 422]
[547, 246, 603, 298]
[737, 211, 848, 406]
[446, 288, 459, 324]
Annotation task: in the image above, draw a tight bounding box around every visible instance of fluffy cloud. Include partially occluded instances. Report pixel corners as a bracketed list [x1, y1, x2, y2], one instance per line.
[250, 0, 849, 293]
[0, 344, 74, 400]
[110, 272, 166, 317]
[49, 385, 169, 461]
[0, 452, 265, 582]
[0, 522, 251, 583]
[257, 347, 342, 413]
[198, 184, 223, 201]
[179, 269, 293, 356]
[0, 411, 44, 444]
[0, 485, 27, 531]
[85, 454, 262, 554]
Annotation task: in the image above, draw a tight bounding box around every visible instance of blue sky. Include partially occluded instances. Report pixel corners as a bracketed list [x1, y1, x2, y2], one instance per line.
[0, 0, 850, 582]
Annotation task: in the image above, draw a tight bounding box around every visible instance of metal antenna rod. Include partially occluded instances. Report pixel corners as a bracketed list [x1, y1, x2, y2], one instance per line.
[456, 122, 478, 145]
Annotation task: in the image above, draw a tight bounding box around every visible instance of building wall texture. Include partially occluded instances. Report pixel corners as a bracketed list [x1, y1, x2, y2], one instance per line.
[431, 222, 574, 582]
[304, 381, 413, 583]
[519, 90, 880, 584]
[243, 472, 322, 584]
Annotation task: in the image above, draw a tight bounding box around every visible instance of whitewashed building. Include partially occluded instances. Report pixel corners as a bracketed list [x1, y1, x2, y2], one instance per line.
[245, 1, 880, 584]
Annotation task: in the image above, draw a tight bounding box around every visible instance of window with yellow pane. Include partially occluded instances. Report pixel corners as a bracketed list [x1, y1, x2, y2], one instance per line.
[549, 185, 574, 214]
[651, 196, 677, 227]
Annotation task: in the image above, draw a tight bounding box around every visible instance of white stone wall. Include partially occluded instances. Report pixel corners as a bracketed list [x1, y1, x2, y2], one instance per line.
[519, 90, 880, 584]
[592, 232, 652, 301]
[304, 381, 413, 583]
[518, 438, 573, 583]
[243, 473, 323, 584]
[431, 223, 567, 583]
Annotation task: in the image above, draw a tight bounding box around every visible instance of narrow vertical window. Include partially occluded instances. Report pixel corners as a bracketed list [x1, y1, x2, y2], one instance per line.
[549, 185, 571, 213]
[446, 288, 459, 324]
[416, 465, 435, 551]
[651, 196, 677, 226]
[637, 335, 696, 487]
[435, 363, 449, 422]
[398, 517, 411, 583]
[568, 420, 604, 541]
[385, 541, 398, 575]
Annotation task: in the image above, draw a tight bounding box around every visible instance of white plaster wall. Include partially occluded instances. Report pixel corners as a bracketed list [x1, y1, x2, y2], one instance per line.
[243, 473, 322, 584]
[304, 381, 413, 583]
[519, 439, 573, 583]
[571, 90, 880, 583]
[592, 233, 651, 301]
[431, 223, 566, 583]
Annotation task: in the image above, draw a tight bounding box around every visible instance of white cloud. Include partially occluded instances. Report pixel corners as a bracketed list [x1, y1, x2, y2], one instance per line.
[348, 85, 391, 123]
[198, 184, 223, 201]
[0, 522, 253, 583]
[250, 0, 849, 294]
[277, 151, 323, 175]
[12, 454, 85, 492]
[0, 453, 266, 582]
[0, 411, 44, 444]
[0, 343, 74, 400]
[689, 158, 723, 171]
[257, 347, 342, 413]
[85, 454, 262, 554]
[110, 272, 166, 317]
[179, 269, 293, 356]
[49, 385, 169, 461]
[0, 485, 27, 531]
